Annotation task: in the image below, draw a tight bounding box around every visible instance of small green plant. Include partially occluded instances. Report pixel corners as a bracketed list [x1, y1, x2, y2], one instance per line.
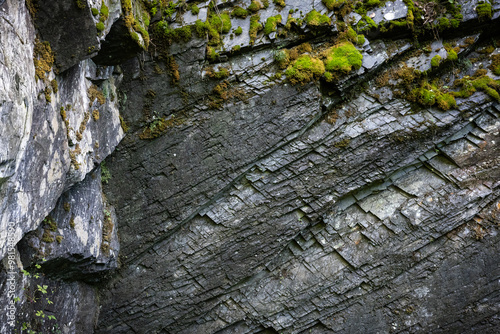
[273, 0, 286, 6]
[234, 26, 243, 35]
[101, 160, 111, 184]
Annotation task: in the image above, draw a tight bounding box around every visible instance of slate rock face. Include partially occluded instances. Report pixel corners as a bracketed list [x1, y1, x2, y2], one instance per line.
[1, 0, 500, 333]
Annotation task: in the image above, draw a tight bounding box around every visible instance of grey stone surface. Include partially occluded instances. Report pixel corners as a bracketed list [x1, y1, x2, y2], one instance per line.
[1, 1, 500, 333]
[95, 24, 500, 333]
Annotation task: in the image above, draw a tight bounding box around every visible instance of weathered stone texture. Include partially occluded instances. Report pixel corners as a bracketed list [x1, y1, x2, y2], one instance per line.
[1, 0, 500, 333]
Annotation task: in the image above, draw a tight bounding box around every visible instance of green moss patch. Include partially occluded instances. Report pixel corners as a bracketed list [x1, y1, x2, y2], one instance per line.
[33, 38, 54, 81]
[249, 14, 262, 45]
[489, 54, 500, 76]
[322, 0, 346, 10]
[324, 42, 363, 79]
[431, 54, 441, 67]
[305, 10, 331, 27]
[453, 72, 500, 101]
[285, 54, 325, 85]
[232, 6, 249, 18]
[476, 1, 492, 21]
[408, 82, 457, 111]
[264, 15, 282, 35]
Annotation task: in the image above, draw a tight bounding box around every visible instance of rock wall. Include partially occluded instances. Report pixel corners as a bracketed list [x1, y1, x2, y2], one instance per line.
[0, 0, 500, 333]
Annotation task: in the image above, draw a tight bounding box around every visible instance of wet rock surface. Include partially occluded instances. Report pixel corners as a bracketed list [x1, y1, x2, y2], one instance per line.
[1, 0, 500, 333]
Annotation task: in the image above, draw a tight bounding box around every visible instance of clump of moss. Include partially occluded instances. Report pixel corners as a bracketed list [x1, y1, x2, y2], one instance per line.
[431, 54, 441, 67]
[26, 0, 39, 19]
[92, 109, 100, 121]
[191, 4, 200, 15]
[50, 79, 58, 93]
[447, 49, 458, 62]
[63, 202, 71, 212]
[476, 1, 492, 21]
[75, 0, 86, 9]
[273, 0, 286, 7]
[33, 38, 54, 81]
[96, 22, 105, 32]
[323, 42, 363, 80]
[232, 45, 241, 52]
[42, 230, 54, 243]
[248, 0, 263, 13]
[43, 216, 57, 232]
[249, 14, 262, 45]
[453, 71, 500, 101]
[100, 1, 109, 20]
[408, 81, 457, 110]
[206, 66, 230, 79]
[285, 54, 325, 85]
[450, 19, 460, 28]
[264, 15, 282, 35]
[489, 54, 500, 75]
[121, 0, 150, 50]
[101, 209, 114, 254]
[88, 84, 105, 106]
[194, 19, 207, 37]
[139, 115, 183, 139]
[207, 46, 219, 62]
[438, 17, 450, 30]
[322, 0, 346, 10]
[305, 10, 331, 27]
[274, 49, 290, 69]
[119, 115, 129, 132]
[234, 26, 243, 35]
[232, 6, 249, 18]
[55, 235, 64, 244]
[44, 87, 52, 103]
[210, 12, 232, 34]
[101, 160, 111, 184]
[92, 8, 99, 16]
[346, 26, 365, 46]
[70, 144, 81, 170]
